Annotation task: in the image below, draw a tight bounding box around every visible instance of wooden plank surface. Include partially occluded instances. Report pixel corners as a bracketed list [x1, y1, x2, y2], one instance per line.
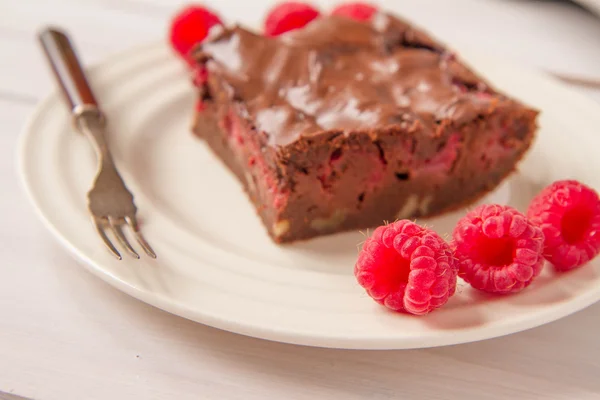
[2, 0, 600, 399]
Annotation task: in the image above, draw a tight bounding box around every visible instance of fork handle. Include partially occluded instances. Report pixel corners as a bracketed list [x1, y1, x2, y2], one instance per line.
[38, 27, 103, 120]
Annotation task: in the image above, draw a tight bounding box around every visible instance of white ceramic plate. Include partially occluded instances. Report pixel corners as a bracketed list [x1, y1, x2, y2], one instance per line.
[19, 42, 600, 350]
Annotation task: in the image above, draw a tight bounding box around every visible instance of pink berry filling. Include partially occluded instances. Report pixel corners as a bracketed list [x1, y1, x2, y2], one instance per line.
[220, 108, 290, 212]
[416, 133, 461, 176]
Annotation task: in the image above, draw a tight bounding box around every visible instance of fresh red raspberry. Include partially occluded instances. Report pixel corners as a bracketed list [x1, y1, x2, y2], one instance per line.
[354, 220, 458, 315]
[169, 5, 223, 61]
[452, 204, 545, 294]
[527, 180, 600, 271]
[331, 2, 378, 21]
[264, 2, 321, 37]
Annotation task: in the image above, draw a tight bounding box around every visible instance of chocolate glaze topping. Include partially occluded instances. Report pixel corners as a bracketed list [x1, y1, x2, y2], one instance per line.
[195, 13, 502, 147]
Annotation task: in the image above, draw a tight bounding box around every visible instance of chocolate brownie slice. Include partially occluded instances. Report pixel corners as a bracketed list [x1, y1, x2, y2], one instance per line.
[190, 13, 538, 243]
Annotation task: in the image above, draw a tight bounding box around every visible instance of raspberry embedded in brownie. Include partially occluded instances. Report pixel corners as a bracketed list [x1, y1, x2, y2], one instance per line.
[190, 12, 538, 243]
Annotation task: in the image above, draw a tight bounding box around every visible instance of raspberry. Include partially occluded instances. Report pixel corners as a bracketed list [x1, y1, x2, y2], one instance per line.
[169, 5, 223, 61]
[527, 180, 600, 271]
[264, 2, 321, 37]
[354, 220, 458, 315]
[331, 2, 378, 21]
[452, 204, 545, 294]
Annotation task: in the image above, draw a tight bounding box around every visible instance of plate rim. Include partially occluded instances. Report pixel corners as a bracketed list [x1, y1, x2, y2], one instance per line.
[17, 40, 600, 350]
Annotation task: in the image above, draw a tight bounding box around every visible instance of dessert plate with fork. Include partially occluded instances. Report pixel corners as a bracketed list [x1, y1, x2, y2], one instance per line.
[18, 18, 600, 350]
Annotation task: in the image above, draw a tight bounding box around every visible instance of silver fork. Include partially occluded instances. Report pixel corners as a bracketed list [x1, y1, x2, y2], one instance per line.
[38, 27, 156, 260]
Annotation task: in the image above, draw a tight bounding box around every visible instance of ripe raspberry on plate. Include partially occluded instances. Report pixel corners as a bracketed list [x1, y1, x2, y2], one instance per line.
[452, 204, 545, 294]
[169, 4, 223, 62]
[527, 180, 600, 271]
[354, 220, 458, 315]
[331, 2, 378, 21]
[264, 2, 321, 36]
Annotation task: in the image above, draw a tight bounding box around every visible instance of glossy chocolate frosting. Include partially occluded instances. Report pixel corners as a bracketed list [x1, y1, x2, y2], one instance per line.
[194, 13, 503, 146]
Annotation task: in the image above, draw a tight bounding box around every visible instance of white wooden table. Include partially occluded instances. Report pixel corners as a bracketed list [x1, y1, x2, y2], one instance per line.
[2, 0, 600, 398]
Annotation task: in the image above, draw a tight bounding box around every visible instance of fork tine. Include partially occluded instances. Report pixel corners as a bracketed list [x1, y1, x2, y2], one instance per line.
[109, 217, 140, 259]
[93, 219, 122, 260]
[125, 216, 157, 258]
